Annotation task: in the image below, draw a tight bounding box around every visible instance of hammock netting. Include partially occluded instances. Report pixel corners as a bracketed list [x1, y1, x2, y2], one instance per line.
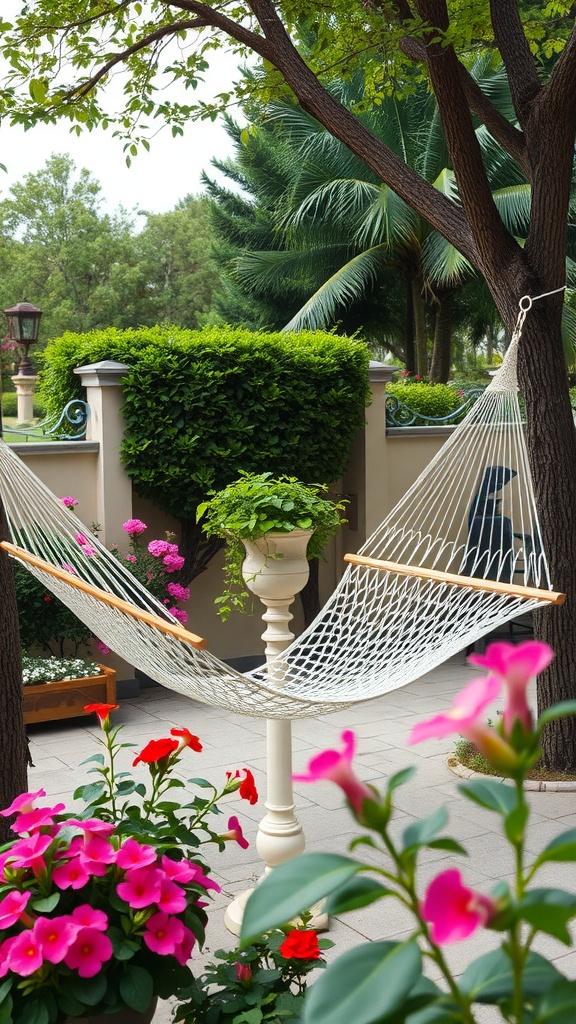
[0, 332, 562, 719]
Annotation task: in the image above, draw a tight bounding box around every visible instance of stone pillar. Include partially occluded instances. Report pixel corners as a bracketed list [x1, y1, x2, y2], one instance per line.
[73, 360, 132, 546]
[11, 374, 38, 423]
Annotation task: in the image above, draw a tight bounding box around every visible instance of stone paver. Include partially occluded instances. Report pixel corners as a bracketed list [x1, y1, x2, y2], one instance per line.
[24, 653, 576, 1022]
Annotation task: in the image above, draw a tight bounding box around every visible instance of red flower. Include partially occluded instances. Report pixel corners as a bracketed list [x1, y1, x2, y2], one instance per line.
[235, 962, 252, 983]
[133, 738, 179, 766]
[84, 703, 119, 726]
[170, 727, 202, 752]
[239, 769, 258, 805]
[43, 595, 52, 603]
[279, 930, 320, 960]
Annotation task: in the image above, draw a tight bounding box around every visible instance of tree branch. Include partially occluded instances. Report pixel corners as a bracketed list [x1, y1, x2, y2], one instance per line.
[541, 22, 576, 126]
[490, 0, 541, 127]
[415, 0, 520, 280]
[399, 34, 528, 175]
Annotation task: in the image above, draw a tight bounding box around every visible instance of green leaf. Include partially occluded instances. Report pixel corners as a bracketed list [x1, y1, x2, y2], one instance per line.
[119, 965, 154, 1012]
[457, 778, 518, 815]
[73, 781, 106, 803]
[31, 893, 60, 913]
[324, 877, 392, 915]
[460, 949, 562, 1003]
[67, 974, 107, 1006]
[505, 801, 529, 844]
[18, 1000, 49, 1024]
[538, 701, 576, 728]
[79, 753, 105, 766]
[241, 853, 363, 943]
[0, 982, 12, 1003]
[301, 940, 421, 1024]
[532, 978, 576, 1023]
[534, 828, 576, 868]
[518, 889, 576, 944]
[402, 807, 448, 851]
[387, 766, 417, 792]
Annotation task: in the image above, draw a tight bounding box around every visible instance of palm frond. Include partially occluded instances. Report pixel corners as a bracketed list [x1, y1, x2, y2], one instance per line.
[353, 186, 420, 252]
[286, 178, 380, 230]
[281, 246, 388, 332]
[491, 185, 531, 235]
[420, 231, 473, 288]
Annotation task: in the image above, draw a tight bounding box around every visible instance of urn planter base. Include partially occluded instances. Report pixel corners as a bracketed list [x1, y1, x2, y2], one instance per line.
[23, 665, 117, 725]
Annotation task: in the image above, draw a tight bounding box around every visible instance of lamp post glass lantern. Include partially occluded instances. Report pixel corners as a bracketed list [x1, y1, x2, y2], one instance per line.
[3, 300, 43, 376]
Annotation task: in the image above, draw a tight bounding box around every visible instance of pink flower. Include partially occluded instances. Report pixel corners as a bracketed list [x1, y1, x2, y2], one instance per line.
[236, 961, 252, 983]
[148, 539, 172, 557]
[80, 544, 96, 557]
[157, 877, 187, 914]
[96, 639, 111, 655]
[143, 911, 185, 955]
[221, 816, 249, 850]
[7, 833, 53, 875]
[166, 582, 190, 601]
[60, 496, 78, 508]
[408, 675, 518, 770]
[163, 553, 185, 572]
[75, 532, 89, 545]
[173, 925, 196, 966]
[117, 867, 163, 908]
[168, 606, 189, 624]
[469, 640, 554, 733]
[4, 930, 43, 976]
[123, 518, 147, 535]
[0, 890, 32, 928]
[422, 869, 496, 944]
[64, 927, 113, 977]
[34, 916, 79, 963]
[64, 818, 115, 839]
[11, 803, 66, 835]
[71, 905, 108, 931]
[293, 730, 373, 815]
[52, 856, 91, 890]
[125, 554, 137, 563]
[1, 788, 46, 817]
[61, 562, 78, 575]
[116, 838, 158, 871]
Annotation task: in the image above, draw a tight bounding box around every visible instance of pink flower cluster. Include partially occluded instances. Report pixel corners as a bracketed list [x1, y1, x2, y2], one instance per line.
[0, 789, 218, 982]
[147, 537, 185, 573]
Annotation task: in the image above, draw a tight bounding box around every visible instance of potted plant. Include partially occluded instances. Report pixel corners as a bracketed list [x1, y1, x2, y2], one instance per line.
[174, 920, 332, 1024]
[0, 704, 259, 1024]
[196, 472, 346, 620]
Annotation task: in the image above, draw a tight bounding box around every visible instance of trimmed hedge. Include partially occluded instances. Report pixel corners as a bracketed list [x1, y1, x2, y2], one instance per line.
[40, 326, 370, 520]
[386, 381, 461, 420]
[2, 392, 47, 419]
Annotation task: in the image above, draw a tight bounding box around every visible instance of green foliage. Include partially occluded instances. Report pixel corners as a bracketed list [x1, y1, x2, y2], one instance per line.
[386, 381, 461, 420]
[175, 928, 330, 1024]
[1, 391, 46, 419]
[40, 326, 370, 528]
[14, 561, 92, 655]
[198, 472, 346, 618]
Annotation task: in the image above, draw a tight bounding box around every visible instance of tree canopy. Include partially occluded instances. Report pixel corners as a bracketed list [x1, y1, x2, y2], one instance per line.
[2, 2, 576, 768]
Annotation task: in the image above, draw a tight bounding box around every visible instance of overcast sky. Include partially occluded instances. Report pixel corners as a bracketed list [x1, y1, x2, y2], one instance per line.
[0, 44, 242, 216]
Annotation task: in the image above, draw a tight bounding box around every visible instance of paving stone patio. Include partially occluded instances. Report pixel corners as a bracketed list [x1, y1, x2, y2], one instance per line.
[26, 653, 576, 1024]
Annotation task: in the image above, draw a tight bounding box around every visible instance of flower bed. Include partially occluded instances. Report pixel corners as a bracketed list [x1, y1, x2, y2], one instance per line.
[23, 663, 117, 726]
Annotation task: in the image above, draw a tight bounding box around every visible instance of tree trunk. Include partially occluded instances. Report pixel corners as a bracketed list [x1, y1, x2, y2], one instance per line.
[404, 277, 416, 373]
[514, 305, 576, 769]
[429, 292, 453, 383]
[177, 517, 225, 585]
[0, 498, 27, 837]
[412, 275, 428, 376]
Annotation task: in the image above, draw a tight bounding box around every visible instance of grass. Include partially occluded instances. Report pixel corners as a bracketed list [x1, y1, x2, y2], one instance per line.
[453, 737, 576, 782]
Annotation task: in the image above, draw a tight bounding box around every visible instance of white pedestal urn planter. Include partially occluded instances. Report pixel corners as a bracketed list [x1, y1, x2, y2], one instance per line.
[224, 529, 327, 935]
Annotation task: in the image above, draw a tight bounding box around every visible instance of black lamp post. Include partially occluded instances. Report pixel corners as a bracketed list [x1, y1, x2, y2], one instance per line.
[3, 300, 43, 376]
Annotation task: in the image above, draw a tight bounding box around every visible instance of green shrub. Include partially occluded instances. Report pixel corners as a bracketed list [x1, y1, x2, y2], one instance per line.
[40, 326, 370, 524]
[2, 392, 47, 419]
[14, 562, 93, 656]
[386, 381, 461, 421]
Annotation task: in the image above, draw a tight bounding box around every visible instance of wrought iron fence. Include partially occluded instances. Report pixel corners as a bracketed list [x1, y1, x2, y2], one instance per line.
[2, 399, 90, 442]
[385, 386, 485, 427]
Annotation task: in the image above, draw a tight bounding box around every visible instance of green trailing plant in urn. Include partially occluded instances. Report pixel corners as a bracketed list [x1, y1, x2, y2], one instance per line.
[197, 473, 346, 620]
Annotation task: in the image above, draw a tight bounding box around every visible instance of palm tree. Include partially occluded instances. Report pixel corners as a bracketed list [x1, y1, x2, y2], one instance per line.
[234, 60, 531, 379]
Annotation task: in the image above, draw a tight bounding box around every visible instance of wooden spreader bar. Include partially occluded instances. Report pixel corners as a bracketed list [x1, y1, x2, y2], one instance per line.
[1, 541, 207, 649]
[344, 553, 566, 606]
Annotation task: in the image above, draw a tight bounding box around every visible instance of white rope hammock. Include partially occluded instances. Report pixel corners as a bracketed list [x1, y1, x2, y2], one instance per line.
[0, 295, 564, 719]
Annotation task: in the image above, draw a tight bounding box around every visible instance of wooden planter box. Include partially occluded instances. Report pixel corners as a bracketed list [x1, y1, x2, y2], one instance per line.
[23, 665, 117, 725]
